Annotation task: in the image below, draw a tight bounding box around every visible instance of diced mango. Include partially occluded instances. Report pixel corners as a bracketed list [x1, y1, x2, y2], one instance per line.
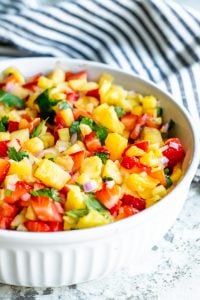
[34, 159, 70, 189]
[105, 133, 127, 161]
[171, 165, 182, 183]
[65, 186, 85, 211]
[93, 104, 124, 134]
[23, 137, 44, 154]
[102, 159, 122, 184]
[80, 156, 102, 178]
[10, 128, 29, 145]
[142, 96, 157, 109]
[8, 158, 33, 181]
[76, 209, 110, 229]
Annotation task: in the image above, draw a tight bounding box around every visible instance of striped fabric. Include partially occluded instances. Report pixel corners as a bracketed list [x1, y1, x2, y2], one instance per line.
[0, 0, 199, 180]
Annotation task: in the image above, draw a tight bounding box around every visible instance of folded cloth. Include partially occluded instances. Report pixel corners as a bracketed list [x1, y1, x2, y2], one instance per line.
[0, 0, 199, 180]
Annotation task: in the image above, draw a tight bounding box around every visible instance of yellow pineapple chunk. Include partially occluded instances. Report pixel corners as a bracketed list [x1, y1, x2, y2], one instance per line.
[65, 186, 86, 210]
[142, 95, 157, 109]
[102, 159, 122, 184]
[48, 67, 65, 84]
[59, 109, 74, 127]
[34, 159, 70, 189]
[58, 128, 70, 142]
[10, 128, 30, 145]
[0, 132, 10, 141]
[63, 215, 77, 230]
[141, 127, 163, 146]
[79, 124, 92, 137]
[105, 133, 128, 160]
[93, 104, 124, 134]
[55, 155, 74, 172]
[4, 174, 19, 189]
[75, 96, 98, 113]
[171, 165, 182, 183]
[40, 132, 54, 148]
[80, 156, 102, 178]
[11, 214, 26, 229]
[76, 209, 110, 229]
[140, 151, 160, 167]
[25, 205, 37, 220]
[38, 76, 54, 89]
[23, 137, 44, 154]
[8, 158, 33, 181]
[126, 145, 145, 157]
[101, 85, 127, 105]
[99, 73, 113, 95]
[64, 142, 83, 155]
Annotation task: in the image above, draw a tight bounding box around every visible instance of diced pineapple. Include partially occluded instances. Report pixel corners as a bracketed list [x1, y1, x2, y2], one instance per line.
[142, 95, 157, 109]
[102, 159, 122, 184]
[75, 96, 98, 112]
[101, 85, 127, 105]
[40, 132, 55, 148]
[38, 76, 54, 89]
[34, 159, 70, 189]
[80, 156, 102, 178]
[11, 85, 29, 99]
[4, 67, 25, 84]
[93, 104, 124, 134]
[78, 81, 98, 92]
[105, 133, 128, 161]
[59, 109, 74, 127]
[65, 185, 86, 210]
[11, 128, 30, 145]
[58, 128, 70, 142]
[141, 127, 163, 146]
[7, 139, 21, 151]
[63, 215, 77, 230]
[48, 67, 65, 84]
[55, 140, 68, 152]
[4, 174, 19, 189]
[64, 143, 83, 155]
[23, 137, 44, 154]
[171, 165, 182, 183]
[146, 185, 167, 207]
[0, 189, 5, 205]
[76, 173, 90, 185]
[99, 73, 113, 95]
[76, 209, 110, 229]
[0, 132, 10, 141]
[125, 172, 159, 199]
[79, 124, 92, 137]
[11, 214, 26, 229]
[26, 92, 40, 110]
[140, 151, 160, 167]
[8, 158, 33, 181]
[126, 145, 145, 157]
[51, 92, 66, 101]
[55, 156, 74, 172]
[25, 205, 37, 220]
[68, 79, 86, 91]
[132, 105, 143, 116]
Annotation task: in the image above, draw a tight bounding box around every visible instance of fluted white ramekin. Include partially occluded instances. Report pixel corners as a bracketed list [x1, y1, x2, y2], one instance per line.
[0, 58, 199, 287]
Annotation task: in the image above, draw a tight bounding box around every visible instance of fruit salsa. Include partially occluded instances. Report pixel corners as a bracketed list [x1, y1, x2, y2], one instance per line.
[0, 67, 185, 232]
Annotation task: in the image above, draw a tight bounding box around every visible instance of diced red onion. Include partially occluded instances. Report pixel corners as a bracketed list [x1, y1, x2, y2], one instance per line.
[161, 145, 169, 152]
[71, 133, 77, 144]
[162, 123, 169, 132]
[37, 148, 58, 158]
[169, 141, 179, 150]
[83, 180, 98, 193]
[21, 193, 31, 201]
[5, 82, 15, 93]
[7, 183, 16, 191]
[160, 156, 169, 165]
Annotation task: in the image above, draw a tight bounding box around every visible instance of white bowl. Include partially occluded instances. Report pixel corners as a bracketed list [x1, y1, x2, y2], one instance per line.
[0, 58, 199, 287]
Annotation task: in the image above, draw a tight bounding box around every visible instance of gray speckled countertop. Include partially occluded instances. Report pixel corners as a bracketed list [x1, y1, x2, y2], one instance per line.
[0, 182, 199, 300]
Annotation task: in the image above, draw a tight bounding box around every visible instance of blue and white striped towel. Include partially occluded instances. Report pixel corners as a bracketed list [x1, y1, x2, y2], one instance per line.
[0, 0, 199, 180]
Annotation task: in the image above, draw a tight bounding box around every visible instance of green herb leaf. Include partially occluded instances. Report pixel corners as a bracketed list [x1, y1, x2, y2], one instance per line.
[157, 107, 163, 117]
[31, 118, 47, 138]
[5, 189, 12, 197]
[84, 194, 107, 213]
[66, 208, 89, 218]
[0, 116, 9, 132]
[8, 147, 29, 161]
[75, 182, 84, 190]
[94, 152, 109, 164]
[35, 90, 58, 124]
[0, 89, 25, 108]
[114, 106, 126, 118]
[102, 176, 113, 182]
[80, 117, 94, 129]
[168, 119, 175, 131]
[165, 176, 173, 188]
[69, 121, 81, 135]
[93, 124, 108, 144]
[30, 188, 62, 202]
[58, 101, 72, 110]
[164, 168, 170, 175]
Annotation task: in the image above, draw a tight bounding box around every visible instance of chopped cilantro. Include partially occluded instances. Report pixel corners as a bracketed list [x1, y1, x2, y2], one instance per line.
[165, 176, 173, 188]
[80, 117, 94, 129]
[94, 151, 109, 164]
[157, 107, 163, 117]
[114, 106, 126, 118]
[0, 89, 25, 108]
[8, 147, 29, 161]
[93, 123, 108, 144]
[0, 116, 9, 132]
[84, 194, 107, 213]
[31, 118, 47, 138]
[66, 208, 89, 218]
[58, 101, 72, 110]
[102, 176, 113, 182]
[75, 182, 84, 190]
[69, 121, 81, 135]
[35, 90, 58, 123]
[30, 188, 61, 202]
[164, 168, 170, 175]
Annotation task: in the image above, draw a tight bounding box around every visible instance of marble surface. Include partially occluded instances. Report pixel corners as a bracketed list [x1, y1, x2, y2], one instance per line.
[0, 182, 199, 300]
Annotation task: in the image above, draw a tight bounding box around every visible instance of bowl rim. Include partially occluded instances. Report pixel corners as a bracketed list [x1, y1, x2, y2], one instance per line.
[0, 57, 199, 243]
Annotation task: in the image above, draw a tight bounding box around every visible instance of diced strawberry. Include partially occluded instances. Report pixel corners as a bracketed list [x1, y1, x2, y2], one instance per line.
[130, 123, 142, 140]
[121, 194, 146, 211]
[48, 221, 63, 231]
[66, 92, 79, 104]
[162, 138, 185, 169]
[31, 196, 62, 222]
[0, 159, 10, 182]
[0, 202, 18, 218]
[138, 113, 148, 125]
[55, 112, 66, 128]
[86, 88, 100, 100]
[121, 156, 151, 173]
[134, 140, 149, 152]
[5, 181, 32, 204]
[95, 184, 121, 209]
[84, 131, 101, 152]
[0, 216, 12, 229]
[23, 73, 42, 91]
[65, 71, 87, 81]
[0, 141, 9, 157]
[70, 150, 85, 172]
[121, 113, 137, 130]
[119, 205, 139, 218]
[8, 121, 19, 132]
[25, 220, 51, 232]
[109, 200, 122, 216]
